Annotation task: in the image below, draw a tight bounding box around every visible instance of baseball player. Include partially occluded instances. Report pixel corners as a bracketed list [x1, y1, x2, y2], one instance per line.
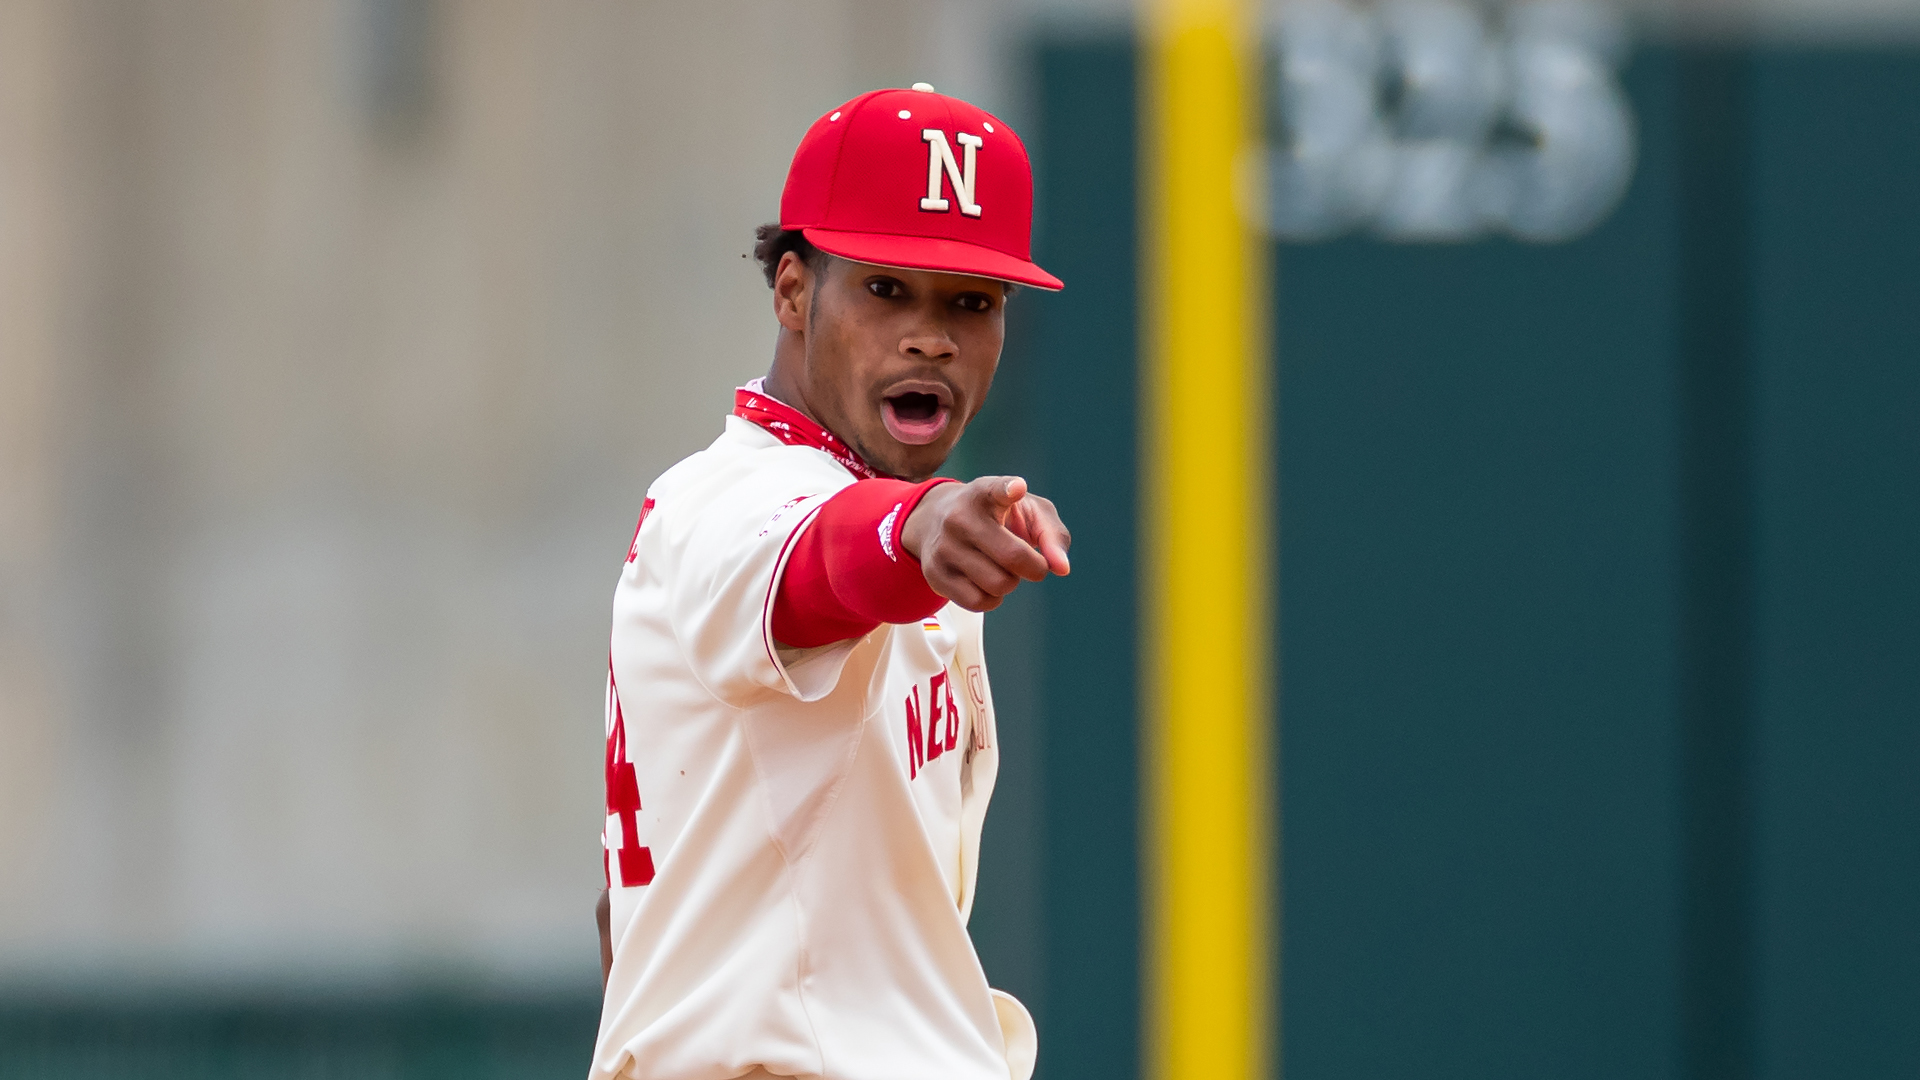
[591, 84, 1068, 1080]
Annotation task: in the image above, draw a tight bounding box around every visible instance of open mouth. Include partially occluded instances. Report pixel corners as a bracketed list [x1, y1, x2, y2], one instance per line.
[881, 391, 951, 446]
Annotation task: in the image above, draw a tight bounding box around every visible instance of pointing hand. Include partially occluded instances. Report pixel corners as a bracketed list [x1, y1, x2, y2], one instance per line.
[901, 475, 1072, 613]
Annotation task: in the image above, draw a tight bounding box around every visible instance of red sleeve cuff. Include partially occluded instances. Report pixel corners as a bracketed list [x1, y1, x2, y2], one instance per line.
[772, 477, 957, 649]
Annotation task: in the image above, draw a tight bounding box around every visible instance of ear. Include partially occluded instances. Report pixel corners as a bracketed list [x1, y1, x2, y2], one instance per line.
[772, 251, 814, 333]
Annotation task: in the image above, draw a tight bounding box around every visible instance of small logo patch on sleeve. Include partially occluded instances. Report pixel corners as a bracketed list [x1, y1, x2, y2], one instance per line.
[878, 502, 903, 561]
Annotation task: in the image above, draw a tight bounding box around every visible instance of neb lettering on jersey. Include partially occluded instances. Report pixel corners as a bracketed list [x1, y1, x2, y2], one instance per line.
[920, 130, 983, 217]
[904, 669, 962, 779]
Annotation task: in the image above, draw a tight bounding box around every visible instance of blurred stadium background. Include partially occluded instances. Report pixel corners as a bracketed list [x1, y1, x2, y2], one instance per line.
[0, 1, 1915, 1078]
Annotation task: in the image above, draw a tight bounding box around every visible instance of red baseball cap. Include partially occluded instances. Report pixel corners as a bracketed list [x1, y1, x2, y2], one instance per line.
[779, 84, 1063, 291]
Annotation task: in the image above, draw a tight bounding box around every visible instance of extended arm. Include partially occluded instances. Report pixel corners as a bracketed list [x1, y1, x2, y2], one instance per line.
[771, 477, 956, 647]
[772, 474, 1071, 648]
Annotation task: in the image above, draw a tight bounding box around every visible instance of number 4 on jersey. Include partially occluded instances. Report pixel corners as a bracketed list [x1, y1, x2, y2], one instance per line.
[605, 662, 656, 888]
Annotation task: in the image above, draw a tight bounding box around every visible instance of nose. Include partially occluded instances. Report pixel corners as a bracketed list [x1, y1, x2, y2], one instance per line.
[900, 327, 957, 363]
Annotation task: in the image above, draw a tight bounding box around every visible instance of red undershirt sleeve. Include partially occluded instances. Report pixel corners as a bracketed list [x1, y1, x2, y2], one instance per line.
[772, 477, 958, 649]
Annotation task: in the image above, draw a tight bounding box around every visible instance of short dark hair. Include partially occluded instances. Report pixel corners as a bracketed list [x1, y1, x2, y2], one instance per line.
[751, 223, 824, 288]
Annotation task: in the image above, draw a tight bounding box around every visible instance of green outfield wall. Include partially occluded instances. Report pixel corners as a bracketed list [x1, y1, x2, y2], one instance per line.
[989, 33, 1920, 1080]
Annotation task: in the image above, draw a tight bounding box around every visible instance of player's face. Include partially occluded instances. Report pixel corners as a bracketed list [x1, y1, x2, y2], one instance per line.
[798, 257, 1007, 481]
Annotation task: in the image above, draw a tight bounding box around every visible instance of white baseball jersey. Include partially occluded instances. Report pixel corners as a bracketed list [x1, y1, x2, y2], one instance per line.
[590, 397, 1036, 1080]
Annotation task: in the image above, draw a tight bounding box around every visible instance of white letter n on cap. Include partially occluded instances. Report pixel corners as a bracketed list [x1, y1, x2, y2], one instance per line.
[920, 129, 983, 217]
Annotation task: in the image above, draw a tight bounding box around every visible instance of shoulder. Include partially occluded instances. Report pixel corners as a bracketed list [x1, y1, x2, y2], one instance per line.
[642, 416, 860, 550]
[654, 417, 857, 510]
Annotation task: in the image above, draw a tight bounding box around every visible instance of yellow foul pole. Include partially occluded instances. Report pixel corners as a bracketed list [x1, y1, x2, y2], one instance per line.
[1142, 0, 1271, 1078]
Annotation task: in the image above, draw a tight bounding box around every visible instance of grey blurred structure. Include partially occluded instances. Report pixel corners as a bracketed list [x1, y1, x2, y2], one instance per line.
[1264, 0, 1920, 244]
[1265, 0, 1639, 243]
[0, 0, 1028, 994]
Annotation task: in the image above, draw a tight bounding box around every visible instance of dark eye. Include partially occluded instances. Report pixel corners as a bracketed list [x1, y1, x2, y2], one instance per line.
[955, 292, 994, 313]
[866, 277, 906, 299]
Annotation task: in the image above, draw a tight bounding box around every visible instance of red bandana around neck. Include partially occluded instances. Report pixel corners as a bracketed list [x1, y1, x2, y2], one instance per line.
[733, 379, 885, 480]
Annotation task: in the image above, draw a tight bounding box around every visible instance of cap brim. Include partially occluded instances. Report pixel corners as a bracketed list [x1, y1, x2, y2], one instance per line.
[802, 228, 1063, 291]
